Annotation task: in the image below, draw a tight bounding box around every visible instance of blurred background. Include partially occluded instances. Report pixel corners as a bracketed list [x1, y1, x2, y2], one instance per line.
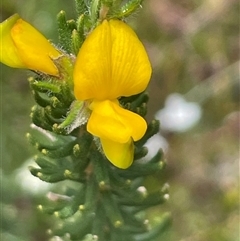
[1, 0, 239, 240]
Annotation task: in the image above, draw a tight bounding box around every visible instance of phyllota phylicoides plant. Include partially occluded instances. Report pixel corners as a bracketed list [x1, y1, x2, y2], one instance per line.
[1, 0, 171, 240]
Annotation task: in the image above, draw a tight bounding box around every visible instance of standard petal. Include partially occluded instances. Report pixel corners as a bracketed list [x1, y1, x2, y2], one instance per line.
[74, 19, 152, 101]
[101, 137, 134, 169]
[11, 18, 60, 75]
[87, 100, 147, 143]
[0, 14, 25, 68]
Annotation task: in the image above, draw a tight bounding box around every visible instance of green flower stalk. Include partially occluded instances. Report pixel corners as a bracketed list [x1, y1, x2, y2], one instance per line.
[1, 0, 171, 240]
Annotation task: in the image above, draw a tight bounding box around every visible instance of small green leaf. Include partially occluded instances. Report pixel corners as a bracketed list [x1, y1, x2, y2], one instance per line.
[57, 10, 73, 53]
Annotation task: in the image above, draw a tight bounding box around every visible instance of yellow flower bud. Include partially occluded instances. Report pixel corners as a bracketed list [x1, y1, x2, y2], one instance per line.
[0, 14, 61, 76]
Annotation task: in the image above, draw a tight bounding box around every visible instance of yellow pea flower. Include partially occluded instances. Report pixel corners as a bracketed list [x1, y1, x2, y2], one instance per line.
[0, 14, 61, 76]
[74, 20, 152, 169]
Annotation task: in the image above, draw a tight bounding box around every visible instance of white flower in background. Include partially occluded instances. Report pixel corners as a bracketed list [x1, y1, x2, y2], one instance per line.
[144, 134, 168, 159]
[156, 93, 202, 132]
[15, 158, 52, 195]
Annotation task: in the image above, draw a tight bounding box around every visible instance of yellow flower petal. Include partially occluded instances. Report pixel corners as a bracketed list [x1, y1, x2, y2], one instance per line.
[87, 100, 147, 143]
[0, 14, 60, 76]
[74, 19, 152, 101]
[0, 14, 25, 68]
[101, 137, 134, 169]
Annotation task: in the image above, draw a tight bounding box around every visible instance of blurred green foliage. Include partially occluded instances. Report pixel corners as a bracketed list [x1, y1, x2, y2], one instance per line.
[1, 0, 239, 240]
